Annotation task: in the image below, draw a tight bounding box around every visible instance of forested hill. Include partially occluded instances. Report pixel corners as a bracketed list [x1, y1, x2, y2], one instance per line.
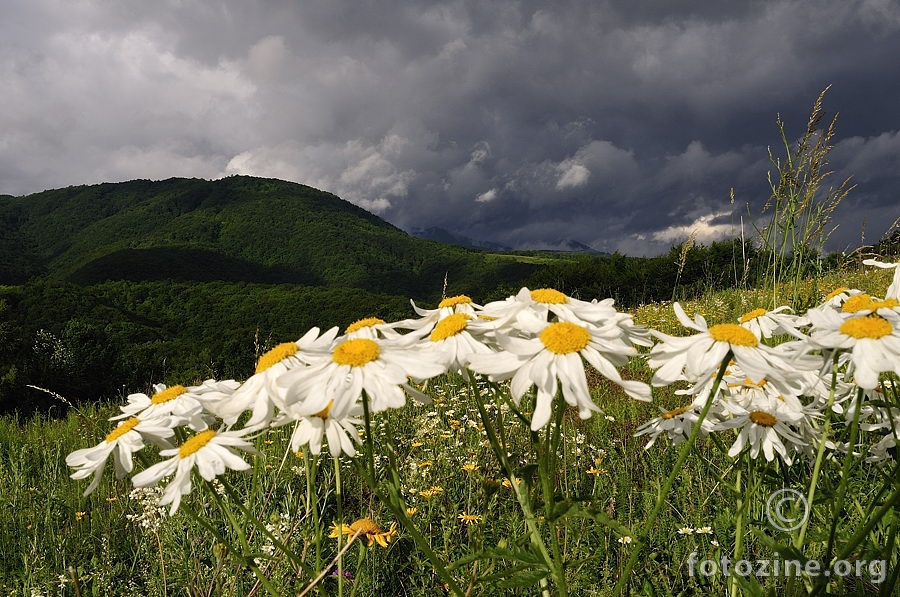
[0, 176, 536, 299]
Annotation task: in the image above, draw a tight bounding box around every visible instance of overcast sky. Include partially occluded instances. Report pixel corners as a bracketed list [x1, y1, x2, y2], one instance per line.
[2, 0, 899, 255]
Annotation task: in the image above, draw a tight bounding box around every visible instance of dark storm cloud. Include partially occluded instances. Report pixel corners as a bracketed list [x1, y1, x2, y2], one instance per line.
[2, 0, 899, 255]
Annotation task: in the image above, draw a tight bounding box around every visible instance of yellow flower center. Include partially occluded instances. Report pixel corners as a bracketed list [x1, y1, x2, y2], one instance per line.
[708, 324, 759, 347]
[825, 287, 850, 302]
[662, 405, 690, 420]
[345, 317, 386, 334]
[150, 385, 187, 405]
[348, 517, 383, 535]
[314, 400, 334, 419]
[332, 339, 380, 367]
[438, 295, 472, 308]
[256, 342, 300, 373]
[105, 417, 140, 443]
[870, 298, 899, 311]
[840, 316, 893, 339]
[739, 308, 768, 323]
[842, 294, 873, 313]
[749, 411, 777, 427]
[430, 313, 472, 341]
[179, 430, 217, 458]
[539, 321, 591, 354]
[530, 288, 568, 304]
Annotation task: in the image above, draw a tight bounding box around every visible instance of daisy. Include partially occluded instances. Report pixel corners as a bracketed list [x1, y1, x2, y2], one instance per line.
[421, 312, 495, 373]
[115, 383, 210, 430]
[863, 258, 900, 299]
[737, 306, 808, 340]
[837, 293, 900, 319]
[807, 308, 900, 389]
[277, 398, 363, 458]
[648, 303, 798, 388]
[468, 319, 650, 430]
[634, 397, 721, 449]
[394, 295, 482, 335]
[677, 527, 694, 535]
[714, 398, 807, 465]
[131, 427, 257, 514]
[482, 287, 651, 346]
[343, 317, 404, 340]
[820, 286, 864, 309]
[67, 416, 175, 496]
[276, 334, 445, 414]
[226, 327, 340, 428]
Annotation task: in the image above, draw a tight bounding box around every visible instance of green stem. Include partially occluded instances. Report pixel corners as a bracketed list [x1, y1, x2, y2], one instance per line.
[334, 455, 344, 597]
[824, 388, 864, 563]
[470, 376, 554, 596]
[795, 352, 840, 548]
[730, 454, 752, 597]
[612, 356, 730, 596]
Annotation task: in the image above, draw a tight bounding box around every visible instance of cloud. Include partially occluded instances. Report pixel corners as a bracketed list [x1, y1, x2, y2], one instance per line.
[475, 188, 498, 203]
[2, 0, 899, 255]
[556, 163, 590, 189]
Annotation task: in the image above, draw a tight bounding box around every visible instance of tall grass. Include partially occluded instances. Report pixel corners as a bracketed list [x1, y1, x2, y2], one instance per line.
[755, 85, 856, 308]
[2, 265, 896, 596]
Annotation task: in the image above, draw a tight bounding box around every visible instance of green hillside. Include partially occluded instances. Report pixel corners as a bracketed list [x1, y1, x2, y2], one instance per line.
[0, 176, 535, 297]
[0, 177, 546, 414]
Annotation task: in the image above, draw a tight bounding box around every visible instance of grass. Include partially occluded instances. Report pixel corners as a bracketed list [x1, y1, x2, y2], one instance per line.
[0, 264, 896, 596]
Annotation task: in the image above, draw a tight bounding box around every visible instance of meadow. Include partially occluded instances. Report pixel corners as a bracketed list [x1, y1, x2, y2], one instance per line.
[1, 262, 897, 597]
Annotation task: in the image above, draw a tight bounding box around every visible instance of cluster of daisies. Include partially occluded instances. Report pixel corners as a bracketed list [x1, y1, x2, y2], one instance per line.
[637, 259, 900, 466]
[67, 260, 900, 515]
[67, 287, 652, 513]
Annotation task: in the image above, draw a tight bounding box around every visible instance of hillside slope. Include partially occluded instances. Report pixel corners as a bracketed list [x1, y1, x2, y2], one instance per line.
[0, 176, 535, 298]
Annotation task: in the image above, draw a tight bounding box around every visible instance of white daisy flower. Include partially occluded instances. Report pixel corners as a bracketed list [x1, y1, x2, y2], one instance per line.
[277, 399, 363, 458]
[648, 302, 797, 388]
[807, 308, 900, 389]
[468, 319, 650, 431]
[481, 287, 651, 347]
[115, 383, 210, 431]
[394, 295, 482, 334]
[276, 335, 446, 414]
[737, 306, 808, 340]
[835, 292, 900, 319]
[131, 427, 257, 514]
[422, 312, 495, 373]
[714, 398, 807, 465]
[343, 317, 405, 340]
[862, 258, 900, 299]
[635, 393, 721, 449]
[820, 286, 864, 309]
[226, 327, 339, 428]
[67, 416, 175, 496]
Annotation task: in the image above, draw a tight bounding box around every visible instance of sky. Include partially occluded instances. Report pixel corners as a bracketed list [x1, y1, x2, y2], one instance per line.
[2, 0, 899, 256]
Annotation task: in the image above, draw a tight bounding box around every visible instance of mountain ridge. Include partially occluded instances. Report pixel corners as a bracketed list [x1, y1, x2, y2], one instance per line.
[0, 176, 541, 299]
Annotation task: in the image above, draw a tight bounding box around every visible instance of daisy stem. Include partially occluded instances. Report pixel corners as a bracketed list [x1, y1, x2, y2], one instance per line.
[795, 352, 840, 549]
[537, 395, 568, 595]
[333, 455, 344, 597]
[469, 376, 554, 597]
[823, 387, 863, 568]
[612, 355, 731, 597]
[729, 453, 753, 597]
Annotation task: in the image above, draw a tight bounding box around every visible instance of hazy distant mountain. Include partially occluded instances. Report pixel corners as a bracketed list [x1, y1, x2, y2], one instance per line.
[410, 226, 512, 251]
